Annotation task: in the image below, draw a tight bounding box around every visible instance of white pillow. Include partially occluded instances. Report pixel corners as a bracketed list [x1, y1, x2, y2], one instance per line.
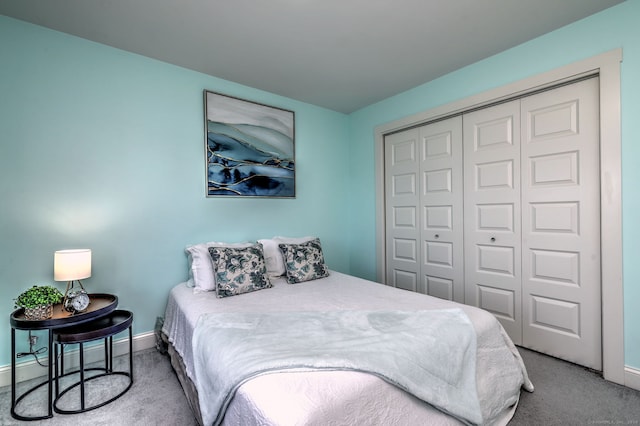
[185, 241, 254, 293]
[259, 236, 316, 277]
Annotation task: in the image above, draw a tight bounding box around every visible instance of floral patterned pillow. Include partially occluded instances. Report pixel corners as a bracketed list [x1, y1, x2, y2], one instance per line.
[278, 238, 330, 284]
[208, 244, 272, 298]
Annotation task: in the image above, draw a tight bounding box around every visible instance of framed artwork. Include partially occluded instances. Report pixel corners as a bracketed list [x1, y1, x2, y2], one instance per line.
[204, 91, 295, 197]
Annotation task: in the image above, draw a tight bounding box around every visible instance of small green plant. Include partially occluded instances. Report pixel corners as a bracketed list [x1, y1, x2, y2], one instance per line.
[14, 285, 64, 309]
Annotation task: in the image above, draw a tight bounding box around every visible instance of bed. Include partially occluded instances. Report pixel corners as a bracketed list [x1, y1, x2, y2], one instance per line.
[162, 237, 533, 426]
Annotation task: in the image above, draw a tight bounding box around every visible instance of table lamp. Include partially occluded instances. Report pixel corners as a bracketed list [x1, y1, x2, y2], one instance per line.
[54, 249, 91, 313]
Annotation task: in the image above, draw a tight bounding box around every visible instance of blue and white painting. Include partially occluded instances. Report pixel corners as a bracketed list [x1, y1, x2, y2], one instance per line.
[205, 91, 295, 197]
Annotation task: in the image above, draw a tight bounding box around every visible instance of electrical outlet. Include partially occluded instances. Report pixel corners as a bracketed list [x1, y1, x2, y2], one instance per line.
[29, 335, 38, 346]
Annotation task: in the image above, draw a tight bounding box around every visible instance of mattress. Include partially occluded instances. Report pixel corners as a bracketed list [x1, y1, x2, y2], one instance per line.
[163, 271, 532, 425]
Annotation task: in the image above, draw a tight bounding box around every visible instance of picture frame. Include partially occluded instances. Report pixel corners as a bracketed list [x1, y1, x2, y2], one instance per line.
[204, 90, 295, 198]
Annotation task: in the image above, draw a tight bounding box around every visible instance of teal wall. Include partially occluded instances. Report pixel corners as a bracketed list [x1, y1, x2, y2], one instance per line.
[2, 0, 640, 372]
[0, 16, 350, 367]
[348, 1, 640, 368]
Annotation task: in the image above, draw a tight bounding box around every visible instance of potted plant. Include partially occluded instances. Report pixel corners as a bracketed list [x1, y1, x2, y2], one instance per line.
[14, 285, 64, 320]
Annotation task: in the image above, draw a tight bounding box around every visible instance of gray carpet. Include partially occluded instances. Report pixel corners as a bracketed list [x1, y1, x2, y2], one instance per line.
[0, 348, 198, 426]
[2, 346, 640, 425]
[510, 348, 640, 425]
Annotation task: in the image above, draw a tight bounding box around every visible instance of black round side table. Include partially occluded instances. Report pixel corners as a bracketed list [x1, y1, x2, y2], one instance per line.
[10, 293, 118, 421]
[53, 309, 134, 414]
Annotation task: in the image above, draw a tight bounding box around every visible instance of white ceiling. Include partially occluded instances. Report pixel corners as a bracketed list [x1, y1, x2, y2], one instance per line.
[0, 0, 623, 113]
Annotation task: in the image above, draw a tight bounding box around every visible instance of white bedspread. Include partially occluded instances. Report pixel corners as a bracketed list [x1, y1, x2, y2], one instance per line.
[163, 271, 533, 425]
[194, 309, 481, 426]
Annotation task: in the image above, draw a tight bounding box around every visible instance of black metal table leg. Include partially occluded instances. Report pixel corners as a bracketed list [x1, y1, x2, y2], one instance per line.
[10, 327, 16, 418]
[48, 328, 53, 418]
[10, 328, 55, 421]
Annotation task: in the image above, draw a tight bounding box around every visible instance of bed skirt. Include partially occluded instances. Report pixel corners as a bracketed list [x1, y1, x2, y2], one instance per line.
[163, 331, 204, 425]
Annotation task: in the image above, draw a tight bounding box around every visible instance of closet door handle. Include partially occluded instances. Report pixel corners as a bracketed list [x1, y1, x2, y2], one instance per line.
[490, 237, 496, 243]
[434, 234, 440, 239]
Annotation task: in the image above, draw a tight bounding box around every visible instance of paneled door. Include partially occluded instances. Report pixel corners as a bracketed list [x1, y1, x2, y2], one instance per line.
[385, 116, 463, 301]
[463, 100, 523, 343]
[463, 78, 601, 367]
[419, 117, 464, 302]
[520, 77, 601, 370]
[385, 77, 601, 369]
[385, 128, 421, 291]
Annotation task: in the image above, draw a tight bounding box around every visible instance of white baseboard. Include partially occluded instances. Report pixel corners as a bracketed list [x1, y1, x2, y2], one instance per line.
[624, 366, 640, 391]
[0, 331, 156, 388]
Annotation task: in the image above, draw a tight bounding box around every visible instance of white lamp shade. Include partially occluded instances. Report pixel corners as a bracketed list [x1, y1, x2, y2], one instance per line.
[54, 249, 92, 281]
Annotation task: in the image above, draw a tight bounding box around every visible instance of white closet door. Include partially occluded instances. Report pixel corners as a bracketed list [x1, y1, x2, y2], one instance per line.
[385, 128, 421, 291]
[520, 77, 601, 369]
[464, 100, 522, 344]
[419, 116, 464, 302]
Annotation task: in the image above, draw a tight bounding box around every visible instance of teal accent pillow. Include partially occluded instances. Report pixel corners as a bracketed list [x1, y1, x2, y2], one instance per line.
[208, 244, 272, 298]
[278, 238, 330, 284]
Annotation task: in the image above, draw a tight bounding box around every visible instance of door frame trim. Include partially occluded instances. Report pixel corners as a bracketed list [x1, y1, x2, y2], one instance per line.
[374, 49, 623, 384]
